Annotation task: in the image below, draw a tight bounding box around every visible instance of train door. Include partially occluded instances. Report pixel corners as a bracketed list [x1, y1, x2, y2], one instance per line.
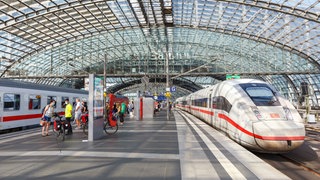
[187, 96, 191, 113]
[219, 97, 228, 131]
[212, 96, 219, 128]
[209, 94, 213, 125]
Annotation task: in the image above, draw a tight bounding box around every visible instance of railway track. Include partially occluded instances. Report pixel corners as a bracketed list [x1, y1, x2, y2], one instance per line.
[256, 128, 320, 179]
[279, 152, 320, 178]
[306, 128, 320, 142]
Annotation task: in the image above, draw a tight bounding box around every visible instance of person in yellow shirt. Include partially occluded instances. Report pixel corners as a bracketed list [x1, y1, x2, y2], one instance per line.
[65, 99, 73, 135]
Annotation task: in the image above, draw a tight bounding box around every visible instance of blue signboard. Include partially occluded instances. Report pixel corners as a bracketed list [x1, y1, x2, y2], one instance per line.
[170, 86, 176, 92]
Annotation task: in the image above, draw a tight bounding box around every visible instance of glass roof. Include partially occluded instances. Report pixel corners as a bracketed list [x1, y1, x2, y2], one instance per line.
[0, 0, 319, 105]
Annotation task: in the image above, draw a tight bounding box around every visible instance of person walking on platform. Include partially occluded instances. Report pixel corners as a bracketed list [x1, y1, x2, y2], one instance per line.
[111, 103, 118, 121]
[64, 99, 73, 135]
[128, 101, 134, 117]
[74, 98, 82, 129]
[119, 102, 127, 125]
[41, 100, 55, 137]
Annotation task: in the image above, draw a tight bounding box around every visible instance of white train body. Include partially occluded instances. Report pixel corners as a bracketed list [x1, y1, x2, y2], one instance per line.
[176, 79, 305, 153]
[0, 79, 88, 131]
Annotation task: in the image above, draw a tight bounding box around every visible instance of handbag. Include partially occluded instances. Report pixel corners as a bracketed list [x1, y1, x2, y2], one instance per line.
[40, 118, 44, 126]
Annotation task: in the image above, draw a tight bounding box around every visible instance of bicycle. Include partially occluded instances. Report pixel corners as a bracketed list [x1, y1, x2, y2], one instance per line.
[52, 113, 69, 141]
[80, 112, 89, 135]
[104, 112, 119, 135]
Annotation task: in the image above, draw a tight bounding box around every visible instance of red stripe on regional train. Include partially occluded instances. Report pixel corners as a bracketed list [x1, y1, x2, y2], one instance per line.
[3, 112, 65, 122]
[218, 113, 305, 141]
[3, 114, 42, 122]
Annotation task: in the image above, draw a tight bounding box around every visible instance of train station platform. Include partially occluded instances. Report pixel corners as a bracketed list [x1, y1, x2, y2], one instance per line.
[0, 109, 290, 179]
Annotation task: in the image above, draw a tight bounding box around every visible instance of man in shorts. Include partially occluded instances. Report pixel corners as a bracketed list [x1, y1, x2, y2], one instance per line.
[74, 98, 82, 129]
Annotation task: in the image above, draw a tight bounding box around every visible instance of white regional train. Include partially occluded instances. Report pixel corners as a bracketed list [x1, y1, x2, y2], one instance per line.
[0, 79, 88, 132]
[175, 79, 305, 153]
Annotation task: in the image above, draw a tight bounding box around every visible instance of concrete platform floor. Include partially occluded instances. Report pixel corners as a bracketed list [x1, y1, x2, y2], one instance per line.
[0, 110, 289, 180]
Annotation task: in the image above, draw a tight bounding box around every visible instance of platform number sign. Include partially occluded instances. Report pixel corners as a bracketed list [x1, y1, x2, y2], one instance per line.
[170, 86, 176, 92]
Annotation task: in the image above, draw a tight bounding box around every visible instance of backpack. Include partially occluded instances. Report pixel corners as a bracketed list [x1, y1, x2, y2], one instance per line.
[120, 103, 126, 114]
[41, 105, 48, 115]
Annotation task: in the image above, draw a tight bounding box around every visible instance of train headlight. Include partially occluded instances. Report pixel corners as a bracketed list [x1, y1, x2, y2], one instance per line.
[251, 106, 263, 120]
[283, 107, 293, 121]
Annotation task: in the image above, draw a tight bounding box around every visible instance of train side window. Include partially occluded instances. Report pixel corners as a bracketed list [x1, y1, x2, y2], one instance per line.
[28, 95, 41, 110]
[182, 100, 187, 105]
[211, 96, 232, 112]
[72, 97, 78, 107]
[216, 97, 223, 110]
[222, 97, 232, 113]
[4, 93, 20, 111]
[193, 98, 207, 107]
[212, 97, 218, 109]
[203, 98, 207, 107]
[61, 96, 69, 108]
[47, 96, 57, 108]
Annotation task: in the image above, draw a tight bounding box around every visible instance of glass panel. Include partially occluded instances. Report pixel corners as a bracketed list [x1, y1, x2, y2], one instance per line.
[47, 96, 57, 108]
[61, 96, 69, 108]
[240, 83, 280, 106]
[3, 93, 20, 111]
[28, 94, 41, 110]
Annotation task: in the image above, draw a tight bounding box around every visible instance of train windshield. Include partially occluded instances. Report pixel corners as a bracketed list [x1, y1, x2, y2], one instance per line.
[239, 83, 280, 106]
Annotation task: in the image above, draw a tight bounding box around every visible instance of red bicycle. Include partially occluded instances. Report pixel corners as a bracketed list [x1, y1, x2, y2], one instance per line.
[104, 112, 118, 135]
[81, 112, 89, 135]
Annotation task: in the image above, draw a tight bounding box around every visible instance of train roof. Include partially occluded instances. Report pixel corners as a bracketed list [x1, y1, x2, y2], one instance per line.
[222, 78, 267, 85]
[0, 79, 88, 95]
[178, 79, 270, 99]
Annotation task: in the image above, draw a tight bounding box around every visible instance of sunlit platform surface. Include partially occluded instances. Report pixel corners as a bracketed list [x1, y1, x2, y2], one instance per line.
[0, 109, 289, 179]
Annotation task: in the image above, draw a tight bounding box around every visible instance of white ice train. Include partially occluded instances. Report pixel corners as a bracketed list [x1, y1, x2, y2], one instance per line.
[176, 79, 305, 153]
[0, 79, 88, 131]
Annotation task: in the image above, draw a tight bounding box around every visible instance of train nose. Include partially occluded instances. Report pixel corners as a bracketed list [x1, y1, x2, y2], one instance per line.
[252, 121, 305, 153]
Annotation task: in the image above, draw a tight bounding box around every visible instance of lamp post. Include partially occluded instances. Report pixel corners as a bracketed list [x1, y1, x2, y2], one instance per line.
[103, 54, 107, 120]
[166, 52, 170, 120]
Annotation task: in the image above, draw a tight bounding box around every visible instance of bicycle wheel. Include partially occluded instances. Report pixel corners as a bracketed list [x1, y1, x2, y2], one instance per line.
[82, 122, 88, 135]
[104, 121, 118, 135]
[52, 121, 59, 136]
[57, 127, 65, 141]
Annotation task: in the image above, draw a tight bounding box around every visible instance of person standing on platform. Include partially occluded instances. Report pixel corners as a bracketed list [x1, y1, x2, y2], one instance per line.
[64, 99, 73, 135]
[81, 101, 88, 113]
[74, 98, 82, 129]
[111, 103, 118, 121]
[81, 101, 88, 125]
[41, 100, 55, 137]
[128, 101, 134, 117]
[105, 102, 110, 119]
[119, 102, 127, 125]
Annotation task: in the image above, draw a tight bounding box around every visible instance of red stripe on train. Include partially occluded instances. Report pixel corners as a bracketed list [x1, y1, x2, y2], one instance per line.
[3, 114, 42, 122]
[190, 107, 214, 116]
[2, 112, 65, 122]
[218, 113, 305, 141]
[165, 105, 303, 141]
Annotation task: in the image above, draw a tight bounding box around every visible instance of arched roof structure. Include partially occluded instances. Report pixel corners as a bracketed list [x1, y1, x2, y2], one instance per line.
[0, 0, 319, 105]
